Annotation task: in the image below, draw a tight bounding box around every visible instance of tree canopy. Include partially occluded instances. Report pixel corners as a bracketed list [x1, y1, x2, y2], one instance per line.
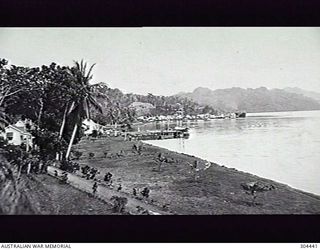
[0, 58, 217, 160]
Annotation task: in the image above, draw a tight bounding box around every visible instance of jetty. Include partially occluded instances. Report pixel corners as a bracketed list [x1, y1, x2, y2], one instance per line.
[126, 127, 189, 141]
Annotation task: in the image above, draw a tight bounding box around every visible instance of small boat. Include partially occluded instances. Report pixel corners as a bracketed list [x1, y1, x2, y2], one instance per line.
[173, 127, 189, 138]
[235, 112, 246, 118]
[174, 126, 189, 132]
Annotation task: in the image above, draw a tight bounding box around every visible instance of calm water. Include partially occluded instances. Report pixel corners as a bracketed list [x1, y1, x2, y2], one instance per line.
[141, 110, 320, 195]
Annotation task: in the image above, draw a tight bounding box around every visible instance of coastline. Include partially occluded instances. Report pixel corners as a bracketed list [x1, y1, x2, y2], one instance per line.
[73, 137, 320, 214]
[143, 140, 320, 200]
[143, 140, 320, 201]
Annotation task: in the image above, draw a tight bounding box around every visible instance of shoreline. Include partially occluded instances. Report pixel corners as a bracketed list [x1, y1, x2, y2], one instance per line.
[142, 140, 320, 199]
[143, 140, 320, 198]
[73, 136, 320, 214]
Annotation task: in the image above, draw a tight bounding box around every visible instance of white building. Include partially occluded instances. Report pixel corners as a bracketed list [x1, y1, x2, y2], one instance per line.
[1, 121, 34, 151]
[82, 118, 102, 135]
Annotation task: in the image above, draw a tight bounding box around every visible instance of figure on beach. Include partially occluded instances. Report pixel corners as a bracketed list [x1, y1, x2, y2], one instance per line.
[117, 150, 125, 157]
[104, 172, 113, 183]
[60, 172, 68, 184]
[132, 144, 138, 153]
[141, 187, 150, 198]
[187, 160, 199, 172]
[204, 161, 211, 170]
[92, 182, 98, 195]
[133, 188, 138, 196]
[193, 160, 198, 170]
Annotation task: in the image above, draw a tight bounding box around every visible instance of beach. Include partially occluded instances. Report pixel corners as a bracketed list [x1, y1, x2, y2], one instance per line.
[71, 136, 320, 214]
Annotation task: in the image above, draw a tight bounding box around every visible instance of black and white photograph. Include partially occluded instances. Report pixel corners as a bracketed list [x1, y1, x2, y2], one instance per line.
[0, 27, 320, 218]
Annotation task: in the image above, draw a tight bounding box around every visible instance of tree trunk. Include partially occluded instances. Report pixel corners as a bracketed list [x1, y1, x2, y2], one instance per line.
[56, 105, 69, 160]
[27, 162, 31, 175]
[59, 105, 69, 140]
[65, 122, 78, 160]
[26, 137, 30, 152]
[55, 152, 60, 161]
[37, 98, 44, 127]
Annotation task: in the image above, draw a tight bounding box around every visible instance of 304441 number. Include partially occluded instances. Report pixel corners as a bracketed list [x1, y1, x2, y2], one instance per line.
[301, 244, 318, 248]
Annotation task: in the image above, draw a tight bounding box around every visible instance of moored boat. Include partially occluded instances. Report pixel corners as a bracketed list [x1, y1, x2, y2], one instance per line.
[235, 112, 246, 118]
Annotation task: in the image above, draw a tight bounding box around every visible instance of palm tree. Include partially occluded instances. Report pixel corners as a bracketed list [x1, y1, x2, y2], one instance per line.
[55, 101, 74, 160]
[65, 60, 102, 160]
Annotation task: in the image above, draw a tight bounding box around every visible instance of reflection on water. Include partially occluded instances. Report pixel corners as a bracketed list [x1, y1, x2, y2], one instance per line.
[143, 110, 320, 195]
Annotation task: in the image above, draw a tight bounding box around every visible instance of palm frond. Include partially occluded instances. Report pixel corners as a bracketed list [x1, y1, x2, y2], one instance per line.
[69, 60, 102, 124]
[85, 63, 96, 82]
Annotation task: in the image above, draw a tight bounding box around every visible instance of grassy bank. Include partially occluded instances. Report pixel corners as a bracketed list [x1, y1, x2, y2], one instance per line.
[73, 137, 320, 214]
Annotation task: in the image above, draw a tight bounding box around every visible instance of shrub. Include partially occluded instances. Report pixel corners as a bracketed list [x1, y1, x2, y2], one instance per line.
[60, 160, 80, 173]
[241, 181, 275, 206]
[91, 130, 98, 138]
[88, 152, 95, 159]
[60, 172, 68, 184]
[141, 187, 150, 198]
[72, 150, 83, 160]
[110, 196, 128, 213]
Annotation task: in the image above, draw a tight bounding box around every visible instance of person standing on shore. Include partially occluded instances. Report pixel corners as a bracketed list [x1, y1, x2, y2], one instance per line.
[187, 160, 200, 180]
[141, 187, 150, 198]
[187, 160, 198, 171]
[92, 182, 98, 195]
[204, 161, 211, 170]
[193, 160, 198, 170]
[104, 172, 113, 183]
[137, 144, 142, 155]
[133, 188, 137, 196]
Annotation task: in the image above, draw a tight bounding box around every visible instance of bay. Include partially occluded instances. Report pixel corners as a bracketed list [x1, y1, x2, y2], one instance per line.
[140, 110, 320, 195]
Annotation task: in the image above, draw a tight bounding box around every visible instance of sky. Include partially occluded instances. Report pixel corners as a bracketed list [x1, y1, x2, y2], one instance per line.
[1, 27, 320, 96]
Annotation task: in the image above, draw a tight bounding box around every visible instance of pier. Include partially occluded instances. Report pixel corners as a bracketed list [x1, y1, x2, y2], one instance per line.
[126, 127, 189, 141]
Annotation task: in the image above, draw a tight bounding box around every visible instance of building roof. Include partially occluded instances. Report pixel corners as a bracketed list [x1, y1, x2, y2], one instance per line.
[6, 125, 32, 135]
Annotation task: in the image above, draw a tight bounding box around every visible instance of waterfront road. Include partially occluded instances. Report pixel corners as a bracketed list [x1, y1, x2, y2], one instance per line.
[47, 166, 171, 215]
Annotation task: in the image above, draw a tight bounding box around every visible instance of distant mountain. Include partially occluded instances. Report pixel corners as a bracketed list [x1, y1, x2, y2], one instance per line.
[176, 86, 320, 113]
[283, 87, 320, 103]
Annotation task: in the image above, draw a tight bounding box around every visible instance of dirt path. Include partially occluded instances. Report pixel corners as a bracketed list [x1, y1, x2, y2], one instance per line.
[47, 166, 171, 215]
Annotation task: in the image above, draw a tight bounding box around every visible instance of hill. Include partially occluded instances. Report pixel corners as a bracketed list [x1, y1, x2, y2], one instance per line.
[91, 83, 218, 125]
[283, 87, 320, 103]
[128, 102, 155, 116]
[177, 86, 320, 113]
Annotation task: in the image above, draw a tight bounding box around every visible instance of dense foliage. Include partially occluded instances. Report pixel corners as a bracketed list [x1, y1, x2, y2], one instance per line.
[0, 57, 217, 160]
[90, 84, 218, 124]
[0, 58, 102, 160]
